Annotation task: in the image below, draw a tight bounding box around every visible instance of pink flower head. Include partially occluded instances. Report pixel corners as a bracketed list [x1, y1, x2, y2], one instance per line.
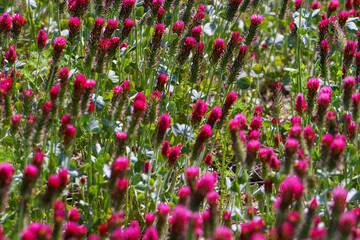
[317, 93, 331, 110]
[113, 86, 123, 97]
[183, 37, 196, 49]
[59, 67, 69, 81]
[185, 166, 199, 184]
[307, 78, 320, 94]
[225, 91, 238, 106]
[169, 205, 192, 235]
[191, 26, 202, 41]
[254, 106, 263, 116]
[54, 201, 65, 223]
[285, 138, 299, 156]
[60, 115, 71, 125]
[168, 145, 181, 165]
[213, 226, 233, 240]
[191, 100, 208, 126]
[344, 76, 355, 92]
[304, 125, 315, 145]
[258, 148, 274, 163]
[0, 162, 14, 186]
[47, 174, 60, 191]
[161, 141, 170, 158]
[311, 1, 321, 9]
[154, 24, 164, 37]
[289, 125, 302, 140]
[84, 79, 96, 92]
[347, 122, 358, 141]
[68, 17, 81, 34]
[206, 191, 219, 206]
[291, 116, 301, 126]
[328, 0, 339, 12]
[319, 85, 332, 98]
[332, 187, 348, 212]
[0, 13, 11, 35]
[64, 124, 76, 146]
[210, 38, 226, 64]
[145, 213, 156, 227]
[157, 203, 170, 218]
[172, 20, 184, 35]
[133, 93, 146, 115]
[156, 74, 167, 91]
[250, 14, 263, 26]
[143, 227, 158, 240]
[5, 45, 16, 65]
[43, 101, 52, 114]
[37, 29, 47, 50]
[178, 186, 191, 201]
[203, 153, 212, 165]
[196, 173, 217, 197]
[250, 116, 262, 130]
[58, 169, 69, 189]
[112, 157, 129, 177]
[207, 106, 222, 127]
[247, 140, 260, 155]
[338, 11, 350, 27]
[53, 36, 66, 53]
[294, 0, 303, 10]
[295, 93, 307, 116]
[157, 113, 170, 137]
[24, 164, 37, 181]
[11, 114, 21, 128]
[123, 18, 135, 31]
[338, 211, 357, 236]
[69, 208, 81, 222]
[329, 137, 345, 163]
[295, 160, 307, 177]
[105, 19, 118, 33]
[32, 152, 44, 169]
[280, 175, 304, 204]
[50, 84, 60, 101]
[345, 0, 353, 9]
[249, 130, 260, 140]
[11, 14, 27, 35]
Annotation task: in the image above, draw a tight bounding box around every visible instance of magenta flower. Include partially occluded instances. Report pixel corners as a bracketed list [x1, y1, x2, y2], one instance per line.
[11, 14, 27, 39]
[295, 93, 307, 116]
[191, 100, 208, 127]
[37, 29, 47, 50]
[0, 13, 11, 36]
[5, 45, 16, 65]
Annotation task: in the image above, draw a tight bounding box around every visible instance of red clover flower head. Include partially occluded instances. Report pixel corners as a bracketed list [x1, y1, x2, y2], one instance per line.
[295, 93, 307, 116]
[172, 20, 184, 35]
[191, 26, 202, 42]
[332, 187, 348, 212]
[161, 141, 170, 158]
[11, 14, 27, 38]
[213, 226, 233, 240]
[191, 100, 208, 126]
[37, 29, 47, 50]
[250, 116, 262, 130]
[204, 153, 212, 165]
[280, 175, 304, 205]
[207, 106, 222, 128]
[0, 13, 11, 35]
[0, 162, 14, 186]
[5, 45, 16, 65]
[311, 1, 321, 9]
[168, 145, 181, 165]
[143, 227, 158, 240]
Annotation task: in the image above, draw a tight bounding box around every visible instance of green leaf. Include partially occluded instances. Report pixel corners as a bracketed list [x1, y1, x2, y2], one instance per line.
[90, 120, 100, 132]
[203, 23, 216, 36]
[252, 64, 263, 74]
[236, 76, 251, 90]
[283, 121, 291, 131]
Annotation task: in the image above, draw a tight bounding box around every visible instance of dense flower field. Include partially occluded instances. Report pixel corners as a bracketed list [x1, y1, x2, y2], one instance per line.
[0, 0, 360, 238]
